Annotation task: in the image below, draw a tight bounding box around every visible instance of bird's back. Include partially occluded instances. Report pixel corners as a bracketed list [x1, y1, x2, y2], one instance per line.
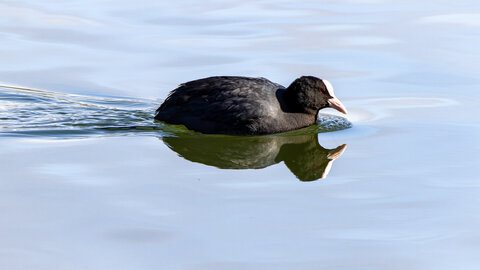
[154, 76, 284, 134]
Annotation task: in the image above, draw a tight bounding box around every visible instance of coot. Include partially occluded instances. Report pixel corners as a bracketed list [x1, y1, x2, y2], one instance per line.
[154, 76, 347, 135]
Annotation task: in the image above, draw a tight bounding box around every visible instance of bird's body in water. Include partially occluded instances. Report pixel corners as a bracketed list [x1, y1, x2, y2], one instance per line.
[154, 76, 347, 135]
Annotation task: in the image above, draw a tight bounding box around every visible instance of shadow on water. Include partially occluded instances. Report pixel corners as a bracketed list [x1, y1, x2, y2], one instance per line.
[1, 85, 351, 180]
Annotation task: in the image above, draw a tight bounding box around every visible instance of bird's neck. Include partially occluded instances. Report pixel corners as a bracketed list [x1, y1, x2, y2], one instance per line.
[281, 88, 318, 115]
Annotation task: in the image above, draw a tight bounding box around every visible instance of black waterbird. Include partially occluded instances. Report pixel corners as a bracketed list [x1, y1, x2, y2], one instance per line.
[155, 76, 347, 135]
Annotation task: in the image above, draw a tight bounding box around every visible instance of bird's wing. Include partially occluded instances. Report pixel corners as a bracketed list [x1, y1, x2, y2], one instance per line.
[156, 77, 282, 127]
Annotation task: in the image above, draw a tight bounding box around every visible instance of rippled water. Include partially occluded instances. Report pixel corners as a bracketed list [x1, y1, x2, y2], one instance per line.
[1, 0, 480, 269]
[0, 85, 157, 136]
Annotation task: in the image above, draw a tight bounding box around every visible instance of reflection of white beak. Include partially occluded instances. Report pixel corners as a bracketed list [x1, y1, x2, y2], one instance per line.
[328, 97, 348, 114]
[321, 144, 347, 179]
[327, 144, 347, 160]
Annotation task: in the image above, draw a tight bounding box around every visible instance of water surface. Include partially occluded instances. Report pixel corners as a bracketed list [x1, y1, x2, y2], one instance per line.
[1, 0, 480, 269]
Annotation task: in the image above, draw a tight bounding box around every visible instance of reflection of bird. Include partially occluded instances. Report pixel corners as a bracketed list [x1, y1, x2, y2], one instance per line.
[155, 76, 347, 135]
[162, 134, 346, 181]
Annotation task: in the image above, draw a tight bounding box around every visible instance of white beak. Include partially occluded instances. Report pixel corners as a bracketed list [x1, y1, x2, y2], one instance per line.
[327, 97, 348, 114]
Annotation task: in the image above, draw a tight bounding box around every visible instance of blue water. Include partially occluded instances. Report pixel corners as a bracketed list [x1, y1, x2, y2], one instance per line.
[1, 0, 480, 269]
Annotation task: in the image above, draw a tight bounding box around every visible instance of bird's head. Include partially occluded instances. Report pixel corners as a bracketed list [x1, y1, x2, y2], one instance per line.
[286, 76, 348, 115]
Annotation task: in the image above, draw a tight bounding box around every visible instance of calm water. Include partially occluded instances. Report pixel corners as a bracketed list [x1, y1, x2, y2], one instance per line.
[1, 0, 480, 269]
